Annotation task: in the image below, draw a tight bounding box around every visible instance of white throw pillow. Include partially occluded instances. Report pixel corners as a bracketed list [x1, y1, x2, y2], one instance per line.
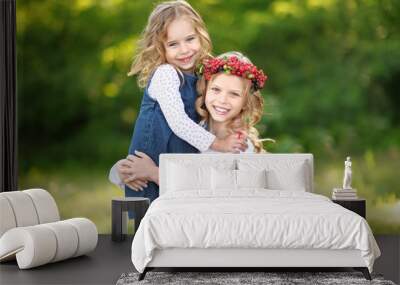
[238, 159, 309, 191]
[236, 169, 267, 189]
[266, 166, 307, 191]
[167, 162, 211, 191]
[211, 168, 236, 190]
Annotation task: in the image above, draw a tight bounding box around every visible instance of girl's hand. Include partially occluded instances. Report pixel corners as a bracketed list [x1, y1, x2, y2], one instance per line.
[116, 159, 148, 191]
[116, 159, 141, 181]
[126, 179, 148, 191]
[211, 131, 248, 153]
[124, 151, 159, 184]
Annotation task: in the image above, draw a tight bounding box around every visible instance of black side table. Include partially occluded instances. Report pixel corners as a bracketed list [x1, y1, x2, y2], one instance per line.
[112, 197, 150, 242]
[332, 198, 366, 218]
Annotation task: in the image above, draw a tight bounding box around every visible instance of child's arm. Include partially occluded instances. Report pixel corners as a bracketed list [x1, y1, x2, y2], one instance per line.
[109, 162, 125, 189]
[149, 65, 247, 153]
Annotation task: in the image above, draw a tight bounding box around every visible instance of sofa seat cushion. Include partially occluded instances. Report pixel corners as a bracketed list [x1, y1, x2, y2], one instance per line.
[0, 218, 98, 269]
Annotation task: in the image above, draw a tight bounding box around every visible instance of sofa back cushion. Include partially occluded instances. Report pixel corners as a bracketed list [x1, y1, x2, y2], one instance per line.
[0, 189, 60, 238]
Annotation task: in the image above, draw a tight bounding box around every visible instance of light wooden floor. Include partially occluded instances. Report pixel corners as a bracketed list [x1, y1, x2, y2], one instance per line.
[0, 235, 398, 285]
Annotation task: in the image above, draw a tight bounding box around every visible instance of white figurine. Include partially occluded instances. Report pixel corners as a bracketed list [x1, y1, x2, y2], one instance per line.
[343, 156, 352, 190]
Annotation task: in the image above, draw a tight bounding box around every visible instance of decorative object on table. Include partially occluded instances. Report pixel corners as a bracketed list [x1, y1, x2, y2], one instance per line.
[332, 156, 358, 200]
[343, 156, 352, 189]
[0, 189, 98, 269]
[332, 198, 366, 218]
[332, 188, 358, 200]
[112, 197, 150, 242]
[116, 271, 394, 285]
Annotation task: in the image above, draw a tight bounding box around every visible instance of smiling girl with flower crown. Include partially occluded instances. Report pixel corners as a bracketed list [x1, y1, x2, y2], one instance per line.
[114, 51, 269, 186]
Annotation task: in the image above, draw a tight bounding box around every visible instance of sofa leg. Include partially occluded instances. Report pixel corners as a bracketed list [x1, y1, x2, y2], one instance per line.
[354, 267, 371, 280]
[138, 268, 148, 281]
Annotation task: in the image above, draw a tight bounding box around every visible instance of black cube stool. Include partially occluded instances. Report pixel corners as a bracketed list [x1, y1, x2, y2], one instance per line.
[112, 197, 150, 242]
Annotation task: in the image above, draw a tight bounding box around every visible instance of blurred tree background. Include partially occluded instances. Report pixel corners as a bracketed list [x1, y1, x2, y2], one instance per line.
[17, 0, 400, 233]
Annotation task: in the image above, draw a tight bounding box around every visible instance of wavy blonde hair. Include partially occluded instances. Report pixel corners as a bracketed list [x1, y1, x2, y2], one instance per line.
[128, 0, 212, 88]
[196, 51, 267, 153]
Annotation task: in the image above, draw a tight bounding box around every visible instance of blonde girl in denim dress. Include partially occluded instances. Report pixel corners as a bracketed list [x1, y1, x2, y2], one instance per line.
[109, 1, 247, 213]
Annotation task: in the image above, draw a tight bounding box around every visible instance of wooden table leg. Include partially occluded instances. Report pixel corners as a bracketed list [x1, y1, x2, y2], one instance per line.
[112, 200, 124, 242]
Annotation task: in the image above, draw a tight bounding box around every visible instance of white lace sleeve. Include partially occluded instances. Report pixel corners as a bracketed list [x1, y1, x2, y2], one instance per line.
[148, 64, 215, 152]
[109, 163, 124, 189]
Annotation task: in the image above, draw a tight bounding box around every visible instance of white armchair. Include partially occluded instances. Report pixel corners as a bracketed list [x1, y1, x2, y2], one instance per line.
[0, 188, 98, 269]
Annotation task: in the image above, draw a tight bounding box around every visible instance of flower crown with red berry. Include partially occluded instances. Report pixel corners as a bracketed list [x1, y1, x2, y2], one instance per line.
[196, 56, 268, 91]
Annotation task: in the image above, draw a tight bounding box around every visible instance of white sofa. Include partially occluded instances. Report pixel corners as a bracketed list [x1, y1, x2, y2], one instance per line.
[0, 188, 98, 269]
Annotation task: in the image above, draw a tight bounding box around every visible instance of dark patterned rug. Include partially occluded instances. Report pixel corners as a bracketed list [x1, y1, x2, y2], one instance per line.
[116, 271, 396, 285]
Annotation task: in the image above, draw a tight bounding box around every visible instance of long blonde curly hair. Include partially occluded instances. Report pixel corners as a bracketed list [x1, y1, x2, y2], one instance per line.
[195, 51, 267, 153]
[128, 0, 212, 88]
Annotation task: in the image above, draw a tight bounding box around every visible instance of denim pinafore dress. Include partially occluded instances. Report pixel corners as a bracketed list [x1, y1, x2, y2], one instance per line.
[125, 71, 200, 212]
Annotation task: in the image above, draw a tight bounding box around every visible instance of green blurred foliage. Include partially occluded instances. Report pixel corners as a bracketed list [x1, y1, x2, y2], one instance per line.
[16, 0, 400, 233]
